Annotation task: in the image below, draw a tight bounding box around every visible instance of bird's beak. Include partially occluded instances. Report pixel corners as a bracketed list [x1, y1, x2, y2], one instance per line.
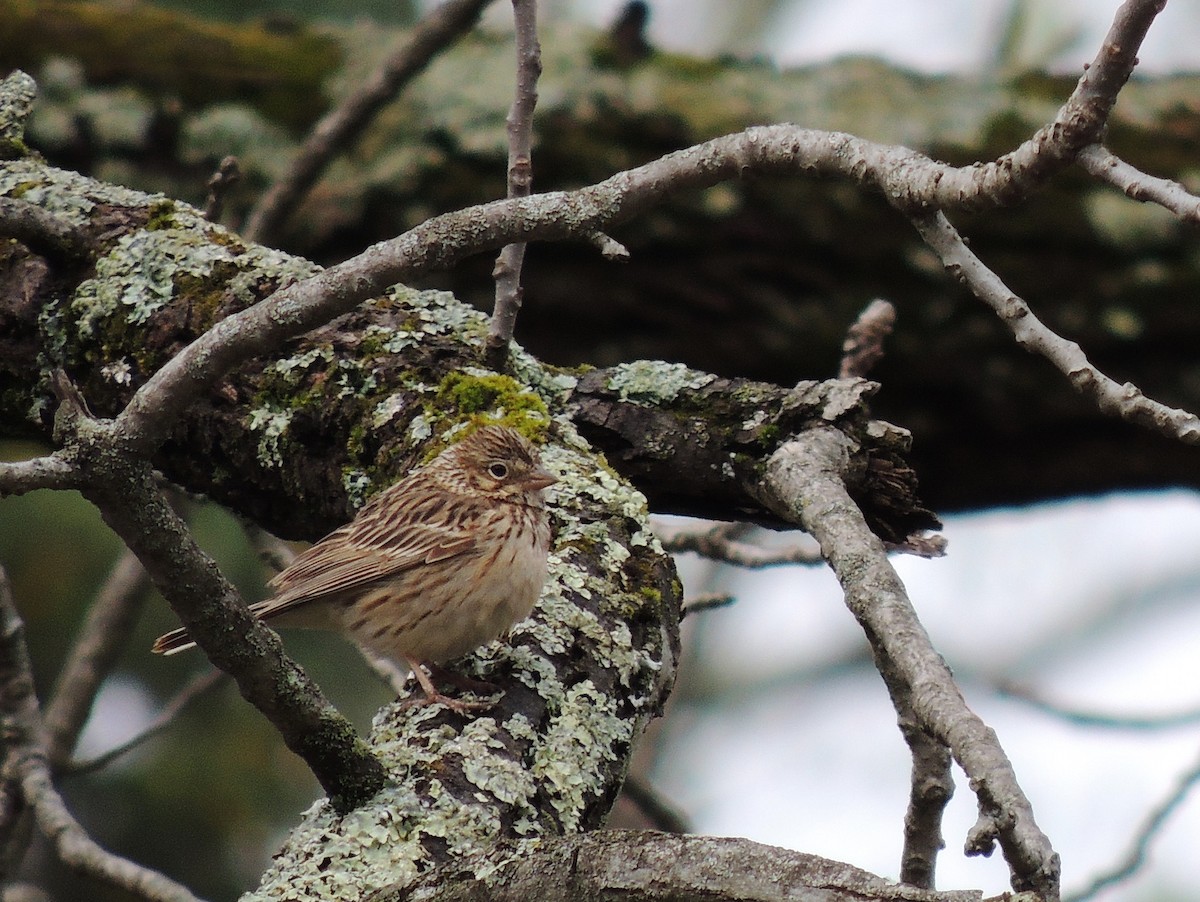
[524, 467, 558, 491]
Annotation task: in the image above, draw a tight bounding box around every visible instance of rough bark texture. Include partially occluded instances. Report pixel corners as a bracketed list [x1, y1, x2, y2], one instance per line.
[388, 832, 1036, 902]
[12, 9, 1200, 511]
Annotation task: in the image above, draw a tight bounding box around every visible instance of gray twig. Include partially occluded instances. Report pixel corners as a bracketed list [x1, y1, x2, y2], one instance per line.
[0, 455, 77, 496]
[620, 775, 691, 834]
[898, 709, 954, 889]
[202, 155, 240, 223]
[910, 210, 1200, 445]
[1078, 144, 1200, 225]
[660, 521, 823, 567]
[997, 682, 1200, 730]
[1064, 749, 1200, 902]
[485, 0, 543, 370]
[67, 669, 227, 775]
[679, 593, 735, 619]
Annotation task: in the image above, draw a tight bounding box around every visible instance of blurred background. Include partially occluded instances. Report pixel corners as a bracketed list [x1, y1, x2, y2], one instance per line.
[4, 1, 1200, 900]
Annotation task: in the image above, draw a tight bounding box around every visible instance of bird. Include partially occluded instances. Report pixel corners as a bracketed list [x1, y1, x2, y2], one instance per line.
[153, 425, 557, 711]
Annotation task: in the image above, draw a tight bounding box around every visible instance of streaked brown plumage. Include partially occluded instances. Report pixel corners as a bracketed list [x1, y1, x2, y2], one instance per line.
[153, 425, 556, 711]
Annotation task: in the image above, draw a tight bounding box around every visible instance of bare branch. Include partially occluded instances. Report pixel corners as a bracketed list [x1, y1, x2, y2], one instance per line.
[660, 521, 824, 567]
[1077, 144, 1200, 224]
[757, 428, 1059, 899]
[201, 155, 240, 223]
[485, 0, 543, 369]
[0, 566, 206, 902]
[1064, 749, 1200, 902]
[43, 548, 151, 768]
[619, 776, 691, 834]
[67, 669, 226, 776]
[0, 455, 78, 496]
[680, 592, 735, 619]
[884, 0, 1167, 212]
[242, 0, 494, 243]
[910, 210, 1200, 444]
[997, 682, 1200, 730]
[840, 299, 896, 379]
[584, 229, 631, 260]
[898, 710, 954, 889]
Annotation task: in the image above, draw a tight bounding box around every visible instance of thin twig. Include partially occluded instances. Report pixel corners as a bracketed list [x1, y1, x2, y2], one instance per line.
[997, 682, 1200, 730]
[1064, 749, 1200, 902]
[839, 299, 896, 379]
[584, 230, 630, 260]
[910, 210, 1200, 445]
[620, 775, 691, 833]
[484, 0, 543, 370]
[679, 593, 735, 619]
[1077, 144, 1200, 225]
[0, 566, 206, 902]
[242, 0, 494, 243]
[660, 521, 823, 567]
[202, 155, 240, 223]
[67, 669, 227, 776]
[44, 548, 151, 769]
[757, 429, 1060, 899]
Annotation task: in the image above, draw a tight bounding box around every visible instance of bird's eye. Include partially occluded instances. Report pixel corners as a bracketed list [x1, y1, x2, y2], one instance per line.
[488, 462, 509, 479]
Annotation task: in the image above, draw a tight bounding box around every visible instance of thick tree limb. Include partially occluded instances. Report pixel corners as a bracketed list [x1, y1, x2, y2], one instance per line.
[384, 831, 1033, 902]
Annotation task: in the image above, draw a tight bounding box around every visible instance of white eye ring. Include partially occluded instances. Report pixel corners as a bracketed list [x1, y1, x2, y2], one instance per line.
[488, 462, 509, 479]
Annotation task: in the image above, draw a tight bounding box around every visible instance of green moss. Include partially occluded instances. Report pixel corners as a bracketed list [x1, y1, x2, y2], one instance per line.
[144, 198, 178, 230]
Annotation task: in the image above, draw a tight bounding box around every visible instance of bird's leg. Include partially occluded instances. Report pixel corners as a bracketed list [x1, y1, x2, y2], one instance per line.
[399, 657, 497, 712]
[426, 662, 499, 695]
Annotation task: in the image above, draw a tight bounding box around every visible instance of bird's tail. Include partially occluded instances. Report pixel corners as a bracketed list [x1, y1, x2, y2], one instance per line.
[151, 627, 195, 656]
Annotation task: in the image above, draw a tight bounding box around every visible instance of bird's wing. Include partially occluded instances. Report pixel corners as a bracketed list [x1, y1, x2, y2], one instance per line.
[253, 485, 479, 620]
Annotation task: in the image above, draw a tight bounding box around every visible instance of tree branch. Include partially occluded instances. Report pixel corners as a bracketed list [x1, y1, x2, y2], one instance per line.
[485, 0, 542, 369]
[390, 831, 1021, 902]
[756, 428, 1059, 899]
[909, 210, 1200, 444]
[1063, 747, 1200, 902]
[1077, 143, 1200, 224]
